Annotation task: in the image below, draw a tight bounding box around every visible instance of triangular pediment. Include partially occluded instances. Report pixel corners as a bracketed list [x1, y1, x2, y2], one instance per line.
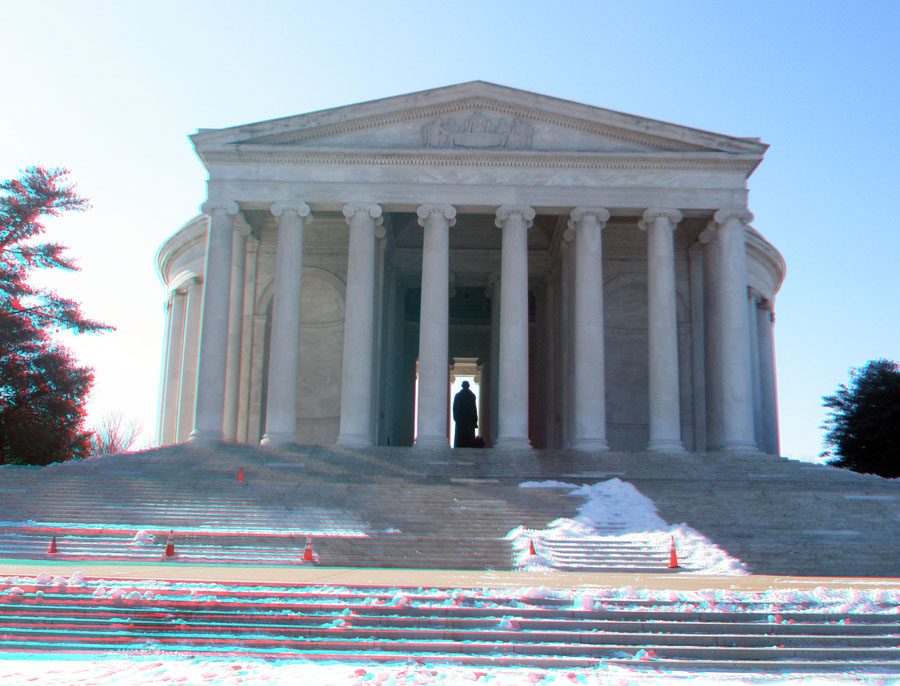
[192, 82, 767, 158]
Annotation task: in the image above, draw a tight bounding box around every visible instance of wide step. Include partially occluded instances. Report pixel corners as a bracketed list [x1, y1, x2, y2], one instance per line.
[2, 578, 900, 670]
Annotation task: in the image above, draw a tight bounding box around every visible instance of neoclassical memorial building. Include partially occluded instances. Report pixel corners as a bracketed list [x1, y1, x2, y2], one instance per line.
[155, 82, 784, 454]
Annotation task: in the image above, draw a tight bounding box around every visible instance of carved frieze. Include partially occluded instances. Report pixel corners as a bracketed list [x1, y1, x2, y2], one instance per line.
[422, 111, 533, 149]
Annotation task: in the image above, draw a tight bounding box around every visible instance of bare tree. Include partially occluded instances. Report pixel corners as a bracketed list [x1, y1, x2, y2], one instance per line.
[90, 412, 143, 456]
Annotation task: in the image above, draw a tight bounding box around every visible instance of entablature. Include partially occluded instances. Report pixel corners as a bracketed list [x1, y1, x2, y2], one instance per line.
[203, 179, 749, 217]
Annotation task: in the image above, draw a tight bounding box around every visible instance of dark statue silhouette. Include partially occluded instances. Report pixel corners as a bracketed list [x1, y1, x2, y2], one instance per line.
[452, 381, 478, 448]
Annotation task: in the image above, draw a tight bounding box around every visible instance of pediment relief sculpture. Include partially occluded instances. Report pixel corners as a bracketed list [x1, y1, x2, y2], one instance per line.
[422, 111, 533, 149]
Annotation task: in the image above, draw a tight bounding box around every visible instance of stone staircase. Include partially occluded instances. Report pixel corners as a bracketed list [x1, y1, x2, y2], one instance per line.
[535, 537, 675, 573]
[1, 578, 900, 670]
[0, 444, 584, 570]
[1, 442, 899, 575]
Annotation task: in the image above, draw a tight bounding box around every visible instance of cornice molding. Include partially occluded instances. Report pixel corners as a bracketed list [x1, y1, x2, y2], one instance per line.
[200, 149, 759, 174]
[155, 214, 207, 283]
[746, 227, 786, 294]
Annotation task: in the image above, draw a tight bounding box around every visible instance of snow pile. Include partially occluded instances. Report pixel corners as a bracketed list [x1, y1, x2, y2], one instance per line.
[512, 478, 748, 575]
[569, 479, 669, 533]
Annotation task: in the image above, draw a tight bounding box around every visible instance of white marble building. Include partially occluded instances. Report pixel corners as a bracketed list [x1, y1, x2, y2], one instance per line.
[155, 82, 784, 454]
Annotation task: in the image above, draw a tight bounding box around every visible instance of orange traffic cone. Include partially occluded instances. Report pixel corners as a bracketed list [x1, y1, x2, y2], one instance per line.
[47, 535, 58, 554]
[302, 536, 316, 563]
[667, 535, 680, 569]
[529, 539, 537, 556]
[164, 530, 176, 558]
[238, 468, 244, 482]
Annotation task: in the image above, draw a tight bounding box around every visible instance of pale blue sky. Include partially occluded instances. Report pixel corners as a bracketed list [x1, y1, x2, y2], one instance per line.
[2, 1, 898, 460]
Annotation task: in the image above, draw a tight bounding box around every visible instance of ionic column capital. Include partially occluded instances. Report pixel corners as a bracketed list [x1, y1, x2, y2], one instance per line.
[167, 285, 189, 301]
[565, 206, 609, 241]
[495, 205, 535, 229]
[748, 286, 765, 304]
[200, 200, 240, 217]
[417, 203, 457, 227]
[271, 202, 312, 221]
[698, 220, 718, 244]
[639, 208, 682, 231]
[344, 202, 385, 238]
[170, 274, 202, 295]
[714, 207, 753, 226]
[343, 202, 383, 222]
[233, 213, 252, 238]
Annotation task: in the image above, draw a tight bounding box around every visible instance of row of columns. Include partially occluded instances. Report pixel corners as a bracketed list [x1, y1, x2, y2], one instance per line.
[564, 207, 688, 452]
[173, 199, 760, 454]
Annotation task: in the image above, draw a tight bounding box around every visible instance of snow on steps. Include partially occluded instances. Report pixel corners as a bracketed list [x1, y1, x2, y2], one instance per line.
[0, 445, 586, 571]
[534, 537, 675, 573]
[3, 442, 900, 575]
[2, 578, 900, 670]
[0, 528, 510, 568]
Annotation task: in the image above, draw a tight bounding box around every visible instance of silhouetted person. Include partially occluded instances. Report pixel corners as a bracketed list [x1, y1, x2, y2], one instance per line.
[453, 381, 478, 448]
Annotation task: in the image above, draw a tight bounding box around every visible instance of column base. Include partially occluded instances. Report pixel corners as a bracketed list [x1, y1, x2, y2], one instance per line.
[646, 439, 686, 453]
[571, 438, 609, 452]
[260, 432, 299, 447]
[413, 435, 450, 449]
[186, 430, 224, 445]
[494, 436, 532, 451]
[336, 433, 374, 449]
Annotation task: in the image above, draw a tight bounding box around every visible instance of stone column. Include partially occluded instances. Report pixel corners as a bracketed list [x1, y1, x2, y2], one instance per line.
[700, 222, 722, 450]
[223, 221, 250, 442]
[688, 243, 707, 452]
[757, 300, 780, 455]
[414, 204, 456, 447]
[176, 277, 202, 443]
[486, 273, 500, 446]
[261, 203, 312, 446]
[494, 205, 535, 450]
[748, 290, 764, 448]
[235, 234, 260, 444]
[188, 202, 239, 443]
[337, 203, 384, 447]
[713, 208, 757, 452]
[542, 270, 559, 448]
[372, 232, 388, 445]
[560, 240, 576, 447]
[476, 358, 488, 444]
[155, 298, 172, 446]
[640, 208, 685, 452]
[159, 288, 186, 446]
[567, 207, 610, 451]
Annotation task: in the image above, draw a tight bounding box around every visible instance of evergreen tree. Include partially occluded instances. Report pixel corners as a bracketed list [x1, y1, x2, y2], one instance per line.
[822, 359, 900, 478]
[0, 166, 111, 465]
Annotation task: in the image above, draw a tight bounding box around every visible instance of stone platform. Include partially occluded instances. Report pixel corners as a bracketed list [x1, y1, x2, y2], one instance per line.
[0, 444, 898, 576]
